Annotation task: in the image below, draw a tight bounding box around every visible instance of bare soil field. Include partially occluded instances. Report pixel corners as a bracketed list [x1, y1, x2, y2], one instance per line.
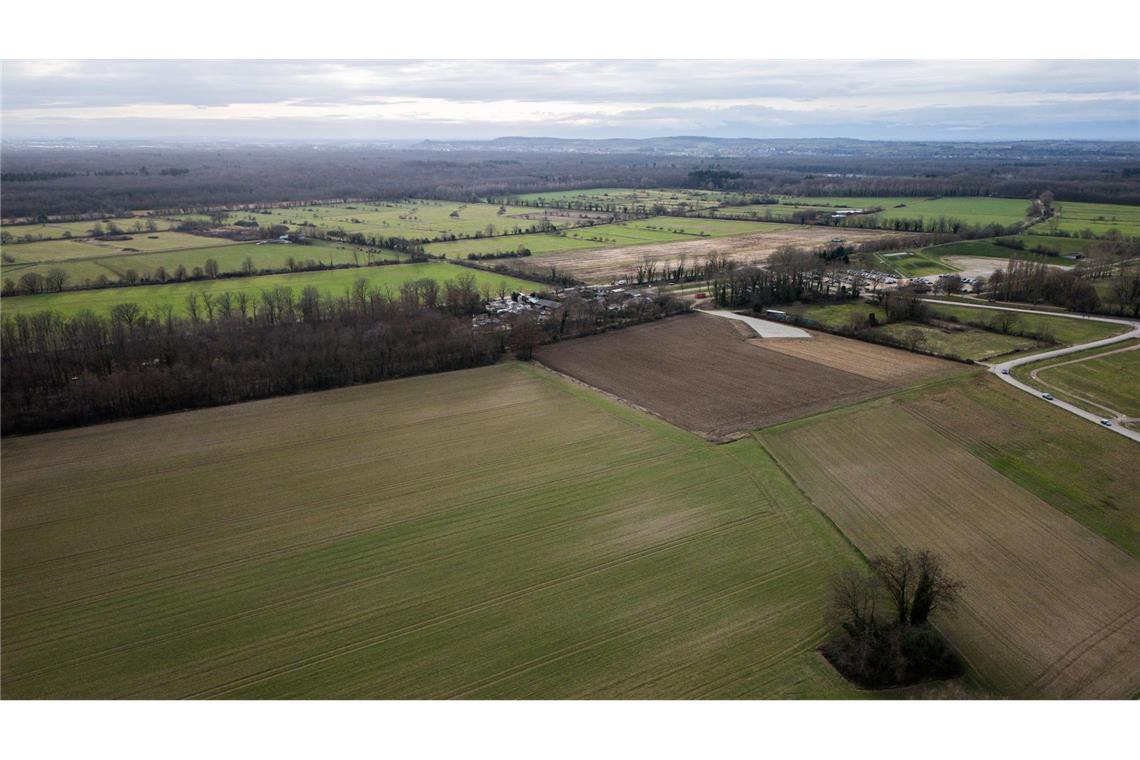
[538, 226, 911, 282]
[748, 330, 955, 384]
[762, 401, 1140, 698]
[534, 313, 955, 439]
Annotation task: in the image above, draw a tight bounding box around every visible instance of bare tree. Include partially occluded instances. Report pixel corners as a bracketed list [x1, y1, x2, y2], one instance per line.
[871, 547, 963, 626]
[829, 567, 879, 632]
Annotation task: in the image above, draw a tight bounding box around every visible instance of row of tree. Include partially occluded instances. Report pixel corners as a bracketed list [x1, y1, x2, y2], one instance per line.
[1, 276, 689, 435]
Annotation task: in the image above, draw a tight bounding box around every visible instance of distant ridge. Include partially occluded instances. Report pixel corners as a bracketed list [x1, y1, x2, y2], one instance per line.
[414, 136, 1140, 160]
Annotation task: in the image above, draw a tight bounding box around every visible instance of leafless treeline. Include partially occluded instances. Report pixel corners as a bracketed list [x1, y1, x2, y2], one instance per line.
[709, 247, 852, 308]
[1, 277, 690, 435]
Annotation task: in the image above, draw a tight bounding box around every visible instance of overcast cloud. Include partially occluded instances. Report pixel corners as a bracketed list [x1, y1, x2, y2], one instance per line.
[2, 60, 1137, 141]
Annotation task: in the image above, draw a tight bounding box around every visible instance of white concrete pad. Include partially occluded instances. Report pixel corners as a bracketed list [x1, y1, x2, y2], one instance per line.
[700, 309, 811, 338]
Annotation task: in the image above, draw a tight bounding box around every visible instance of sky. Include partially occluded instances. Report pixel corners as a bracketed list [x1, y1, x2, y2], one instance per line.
[2, 60, 1138, 142]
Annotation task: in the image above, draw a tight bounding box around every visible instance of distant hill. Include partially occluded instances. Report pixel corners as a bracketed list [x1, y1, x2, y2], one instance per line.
[413, 136, 1140, 161]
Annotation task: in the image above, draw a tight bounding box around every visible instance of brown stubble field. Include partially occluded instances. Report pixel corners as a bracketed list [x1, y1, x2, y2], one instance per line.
[537, 226, 910, 282]
[534, 313, 960, 440]
[760, 394, 1140, 698]
[747, 330, 955, 384]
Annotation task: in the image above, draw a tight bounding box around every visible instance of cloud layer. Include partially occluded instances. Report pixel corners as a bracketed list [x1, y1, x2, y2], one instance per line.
[3, 60, 1138, 140]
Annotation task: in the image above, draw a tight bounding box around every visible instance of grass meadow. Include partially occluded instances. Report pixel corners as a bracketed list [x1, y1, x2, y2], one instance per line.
[0, 262, 542, 318]
[226, 199, 582, 241]
[1012, 341, 1140, 420]
[1, 216, 179, 242]
[3, 240, 402, 286]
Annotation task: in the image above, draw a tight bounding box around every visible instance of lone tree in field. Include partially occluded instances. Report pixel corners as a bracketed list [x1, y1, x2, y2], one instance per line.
[822, 547, 964, 689]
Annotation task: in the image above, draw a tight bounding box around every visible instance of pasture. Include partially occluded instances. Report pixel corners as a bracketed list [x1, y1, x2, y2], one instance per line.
[782, 300, 1125, 361]
[1, 216, 178, 242]
[918, 238, 1076, 267]
[1, 362, 863, 699]
[922, 303, 1129, 347]
[1013, 341, 1140, 421]
[508, 187, 738, 211]
[781, 302, 1036, 361]
[761, 378, 1140, 698]
[227, 200, 585, 242]
[1031, 201, 1140, 238]
[740, 196, 1032, 228]
[866, 250, 955, 277]
[535, 313, 958, 439]
[1, 231, 239, 266]
[4, 240, 399, 286]
[0, 262, 543, 318]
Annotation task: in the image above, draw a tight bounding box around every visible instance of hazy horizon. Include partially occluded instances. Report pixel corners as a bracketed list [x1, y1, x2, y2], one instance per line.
[3, 60, 1138, 142]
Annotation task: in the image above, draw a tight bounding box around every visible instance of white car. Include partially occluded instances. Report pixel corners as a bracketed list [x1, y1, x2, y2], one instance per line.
[1100, 419, 1112, 427]
[1042, 393, 1055, 400]
[1000, 368, 1009, 375]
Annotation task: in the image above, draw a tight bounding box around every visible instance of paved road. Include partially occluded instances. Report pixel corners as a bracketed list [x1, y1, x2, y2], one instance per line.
[921, 299, 1140, 443]
[699, 309, 812, 339]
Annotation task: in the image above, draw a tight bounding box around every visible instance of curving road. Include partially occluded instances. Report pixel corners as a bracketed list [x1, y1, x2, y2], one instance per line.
[920, 299, 1140, 442]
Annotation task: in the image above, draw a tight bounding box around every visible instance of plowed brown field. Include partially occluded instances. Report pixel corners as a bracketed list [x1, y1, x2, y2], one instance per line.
[534, 313, 958, 439]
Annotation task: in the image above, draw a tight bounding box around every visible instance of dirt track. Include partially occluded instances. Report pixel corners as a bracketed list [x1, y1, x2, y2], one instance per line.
[539, 226, 909, 282]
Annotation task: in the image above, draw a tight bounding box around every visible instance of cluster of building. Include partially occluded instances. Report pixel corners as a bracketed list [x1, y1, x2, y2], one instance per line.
[471, 285, 661, 329]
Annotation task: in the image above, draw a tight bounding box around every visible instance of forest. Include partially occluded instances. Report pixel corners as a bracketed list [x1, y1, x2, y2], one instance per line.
[3, 138, 1140, 219]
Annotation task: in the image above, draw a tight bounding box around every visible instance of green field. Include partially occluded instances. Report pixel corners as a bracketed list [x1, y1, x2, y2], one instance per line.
[1013, 341, 1140, 420]
[427, 231, 603, 258]
[751, 196, 1032, 228]
[780, 300, 1123, 362]
[622, 216, 793, 237]
[3, 240, 400, 287]
[1, 362, 863, 698]
[227, 199, 582, 242]
[868, 322, 1035, 360]
[711, 195, 1140, 238]
[508, 187, 742, 211]
[897, 373, 1140, 556]
[427, 217, 788, 259]
[1030, 201, 1140, 238]
[1, 216, 178, 243]
[920, 238, 1076, 266]
[869, 250, 956, 277]
[2, 231, 239, 266]
[0, 262, 543, 318]
[923, 303, 1128, 346]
